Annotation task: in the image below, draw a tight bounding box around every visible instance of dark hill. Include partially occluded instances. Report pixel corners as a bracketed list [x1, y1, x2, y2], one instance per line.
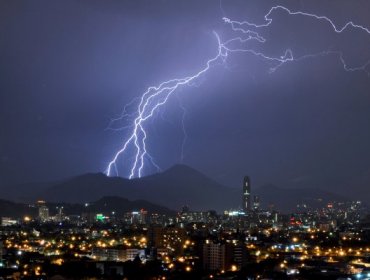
[0, 196, 174, 219]
[40, 165, 240, 212]
[0, 199, 37, 218]
[83, 196, 175, 216]
[1, 165, 351, 213]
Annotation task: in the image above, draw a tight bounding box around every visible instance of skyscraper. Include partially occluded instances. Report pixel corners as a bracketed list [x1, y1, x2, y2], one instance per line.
[202, 241, 226, 271]
[242, 176, 251, 213]
[38, 206, 49, 222]
[253, 195, 260, 211]
[37, 200, 49, 222]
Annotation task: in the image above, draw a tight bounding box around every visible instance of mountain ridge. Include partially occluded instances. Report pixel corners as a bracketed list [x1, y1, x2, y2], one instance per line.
[0, 165, 351, 213]
[0, 196, 175, 219]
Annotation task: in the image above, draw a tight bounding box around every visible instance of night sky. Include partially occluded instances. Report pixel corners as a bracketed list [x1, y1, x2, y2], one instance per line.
[1, 0, 370, 198]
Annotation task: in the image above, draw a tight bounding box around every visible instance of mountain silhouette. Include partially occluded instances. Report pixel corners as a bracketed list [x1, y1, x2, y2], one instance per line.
[1, 165, 350, 213]
[17, 165, 240, 212]
[0, 196, 174, 219]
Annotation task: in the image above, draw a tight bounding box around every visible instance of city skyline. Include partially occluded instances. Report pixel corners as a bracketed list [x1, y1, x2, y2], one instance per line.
[0, 174, 367, 279]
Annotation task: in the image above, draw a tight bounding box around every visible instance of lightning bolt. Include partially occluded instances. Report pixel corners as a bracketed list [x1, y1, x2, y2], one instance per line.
[106, 5, 370, 178]
[223, 5, 370, 35]
[106, 32, 227, 178]
[223, 5, 370, 73]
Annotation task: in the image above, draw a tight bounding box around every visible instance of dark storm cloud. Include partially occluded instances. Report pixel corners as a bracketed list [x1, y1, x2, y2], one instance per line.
[1, 0, 370, 200]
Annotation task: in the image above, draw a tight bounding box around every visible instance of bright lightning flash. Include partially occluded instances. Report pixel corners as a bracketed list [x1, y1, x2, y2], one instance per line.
[106, 5, 370, 178]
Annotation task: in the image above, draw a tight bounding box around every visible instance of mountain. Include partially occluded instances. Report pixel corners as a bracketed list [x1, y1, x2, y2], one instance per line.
[0, 165, 352, 213]
[40, 173, 129, 203]
[0, 196, 175, 219]
[128, 165, 241, 211]
[80, 196, 175, 216]
[40, 165, 240, 212]
[0, 199, 37, 218]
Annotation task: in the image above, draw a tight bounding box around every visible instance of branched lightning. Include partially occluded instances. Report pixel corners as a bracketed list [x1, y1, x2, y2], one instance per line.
[106, 5, 370, 178]
[223, 5, 370, 35]
[106, 32, 227, 178]
[222, 5, 370, 73]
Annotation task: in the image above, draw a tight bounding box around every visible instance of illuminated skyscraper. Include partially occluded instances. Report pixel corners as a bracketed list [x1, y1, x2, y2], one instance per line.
[253, 195, 260, 211]
[37, 200, 49, 222]
[242, 176, 251, 213]
[38, 205, 49, 222]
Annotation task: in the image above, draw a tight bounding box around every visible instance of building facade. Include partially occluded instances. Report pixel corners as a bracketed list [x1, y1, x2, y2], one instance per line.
[243, 176, 251, 213]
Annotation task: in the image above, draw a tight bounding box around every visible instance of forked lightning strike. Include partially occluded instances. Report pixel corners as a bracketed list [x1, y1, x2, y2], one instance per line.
[106, 5, 370, 178]
[106, 32, 226, 178]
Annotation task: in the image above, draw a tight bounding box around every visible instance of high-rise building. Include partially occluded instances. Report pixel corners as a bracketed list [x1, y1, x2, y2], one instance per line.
[129, 209, 147, 225]
[37, 200, 49, 222]
[242, 176, 251, 213]
[225, 242, 248, 270]
[202, 240, 226, 271]
[202, 240, 247, 271]
[253, 195, 260, 211]
[38, 206, 49, 222]
[147, 225, 186, 255]
[55, 206, 64, 222]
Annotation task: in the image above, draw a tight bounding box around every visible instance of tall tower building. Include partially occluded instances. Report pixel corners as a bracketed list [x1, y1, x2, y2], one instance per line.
[38, 206, 49, 222]
[37, 200, 49, 222]
[253, 195, 260, 211]
[242, 176, 251, 213]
